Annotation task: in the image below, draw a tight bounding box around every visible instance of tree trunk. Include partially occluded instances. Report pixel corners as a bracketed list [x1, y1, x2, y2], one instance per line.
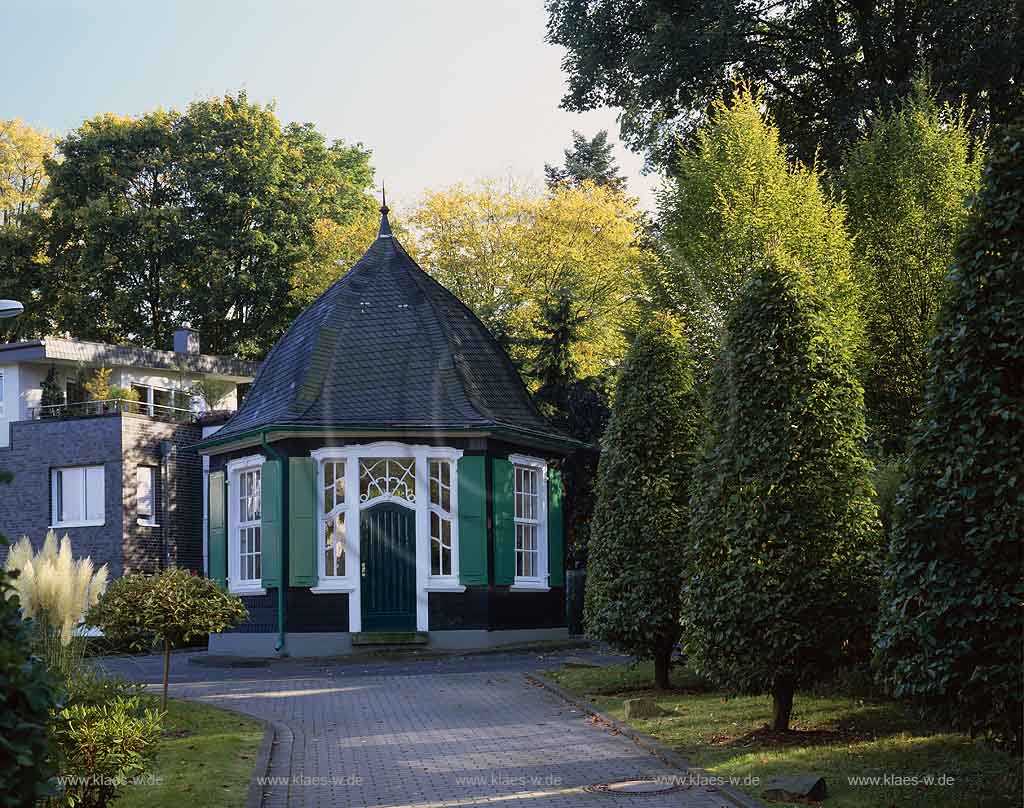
[653, 649, 671, 690]
[771, 677, 795, 732]
[161, 639, 171, 711]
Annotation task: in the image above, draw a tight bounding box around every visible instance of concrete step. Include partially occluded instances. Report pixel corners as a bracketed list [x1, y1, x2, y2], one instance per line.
[351, 631, 429, 647]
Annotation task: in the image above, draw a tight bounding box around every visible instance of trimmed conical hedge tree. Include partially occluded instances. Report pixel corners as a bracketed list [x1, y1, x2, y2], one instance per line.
[684, 255, 879, 731]
[584, 312, 700, 689]
[875, 123, 1024, 751]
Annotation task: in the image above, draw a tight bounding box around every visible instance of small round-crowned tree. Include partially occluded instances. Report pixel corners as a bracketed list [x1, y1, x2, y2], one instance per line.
[684, 255, 879, 730]
[875, 122, 1024, 752]
[584, 312, 700, 689]
[88, 567, 247, 709]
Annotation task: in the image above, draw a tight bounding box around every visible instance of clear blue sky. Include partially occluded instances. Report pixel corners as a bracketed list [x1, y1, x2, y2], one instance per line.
[2, 0, 659, 211]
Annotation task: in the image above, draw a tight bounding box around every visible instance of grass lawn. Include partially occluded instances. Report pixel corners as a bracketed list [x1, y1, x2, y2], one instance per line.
[545, 663, 1022, 808]
[114, 698, 264, 808]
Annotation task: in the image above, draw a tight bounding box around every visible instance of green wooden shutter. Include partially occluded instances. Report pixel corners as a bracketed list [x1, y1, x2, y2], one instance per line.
[208, 470, 227, 588]
[457, 456, 487, 585]
[289, 457, 318, 587]
[492, 458, 515, 585]
[548, 468, 565, 587]
[260, 460, 282, 589]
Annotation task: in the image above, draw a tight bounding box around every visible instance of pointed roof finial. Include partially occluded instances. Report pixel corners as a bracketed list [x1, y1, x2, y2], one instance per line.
[378, 184, 392, 238]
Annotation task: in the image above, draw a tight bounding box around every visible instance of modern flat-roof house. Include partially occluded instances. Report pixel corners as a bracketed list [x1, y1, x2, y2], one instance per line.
[199, 205, 579, 656]
[0, 332, 259, 576]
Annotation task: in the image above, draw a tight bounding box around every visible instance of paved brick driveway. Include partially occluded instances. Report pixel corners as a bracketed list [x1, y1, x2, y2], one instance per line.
[171, 670, 750, 808]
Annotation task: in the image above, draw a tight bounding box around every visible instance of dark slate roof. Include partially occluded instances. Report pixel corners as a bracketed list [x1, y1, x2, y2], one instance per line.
[208, 211, 572, 448]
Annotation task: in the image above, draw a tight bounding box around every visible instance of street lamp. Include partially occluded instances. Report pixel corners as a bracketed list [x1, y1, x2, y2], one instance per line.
[0, 299, 24, 319]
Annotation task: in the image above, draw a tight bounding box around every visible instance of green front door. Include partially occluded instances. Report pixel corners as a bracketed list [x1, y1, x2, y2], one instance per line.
[360, 503, 417, 632]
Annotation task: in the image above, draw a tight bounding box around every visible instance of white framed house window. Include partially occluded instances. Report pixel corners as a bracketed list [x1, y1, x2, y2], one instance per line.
[0, 368, 5, 417]
[51, 465, 105, 528]
[321, 459, 348, 580]
[227, 455, 265, 594]
[428, 459, 455, 578]
[137, 466, 157, 526]
[510, 454, 548, 590]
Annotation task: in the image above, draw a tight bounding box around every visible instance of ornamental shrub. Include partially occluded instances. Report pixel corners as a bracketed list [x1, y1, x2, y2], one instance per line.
[684, 255, 880, 730]
[0, 542, 62, 807]
[4, 532, 108, 681]
[875, 123, 1024, 751]
[47, 697, 162, 808]
[87, 567, 247, 709]
[584, 312, 700, 689]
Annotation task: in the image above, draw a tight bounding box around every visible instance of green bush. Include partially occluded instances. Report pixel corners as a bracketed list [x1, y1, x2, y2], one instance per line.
[584, 312, 700, 689]
[875, 123, 1024, 752]
[684, 254, 880, 731]
[47, 697, 162, 808]
[87, 568, 247, 709]
[0, 546, 63, 808]
[65, 668, 146, 709]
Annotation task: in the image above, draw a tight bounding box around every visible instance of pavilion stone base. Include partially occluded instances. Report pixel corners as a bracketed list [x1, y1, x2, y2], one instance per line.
[208, 627, 569, 658]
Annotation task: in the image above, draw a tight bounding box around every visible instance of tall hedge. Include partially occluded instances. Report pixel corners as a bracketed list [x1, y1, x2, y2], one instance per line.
[875, 123, 1024, 751]
[584, 313, 700, 689]
[684, 256, 879, 730]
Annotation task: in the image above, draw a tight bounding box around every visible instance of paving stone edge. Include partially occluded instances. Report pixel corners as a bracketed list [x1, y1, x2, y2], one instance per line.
[523, 672, 766, 808]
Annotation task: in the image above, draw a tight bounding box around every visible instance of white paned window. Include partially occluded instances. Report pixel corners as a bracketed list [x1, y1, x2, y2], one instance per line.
[512, 455, 548, 588]
[237, 467, 262, 583]
[137, 466, 157, 525]
[322, 459, 347, 578]
[429, 459, 454, 577]
[52, 466, 105, 527]
[0, 369, 5, 417]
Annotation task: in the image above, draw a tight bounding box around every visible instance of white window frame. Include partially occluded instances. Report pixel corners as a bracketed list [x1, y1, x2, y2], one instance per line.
[315, 456, 356, 591]
[427, 457, 457, 582]
[51, 465, 106, 528]
[226, 454, 266, 595]
[309, 442, 465, 632]
[0, 368, 5, 417]
[136, 465, 158, 526]
[509, 453, 549, 592]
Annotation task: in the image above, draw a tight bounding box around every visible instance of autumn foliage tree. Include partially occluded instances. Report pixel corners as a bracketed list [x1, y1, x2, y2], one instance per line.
[875, 123, 1024, 751]
[685, 256, 879, 730]
[585, 313, 700, 689]
[657, 86, 860, 384]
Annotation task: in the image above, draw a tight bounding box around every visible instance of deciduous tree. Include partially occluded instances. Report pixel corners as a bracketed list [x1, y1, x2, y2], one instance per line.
[685, 255, 879, 730]
[545, 129, 627, 193]
[409, 179, 647, 380]
[658, 86, 859, 383]
[875, 123, 1024, 752]
[843, 80, 983, 451]
[546, 0, 1021, 168]
[585, 313, 699, 689]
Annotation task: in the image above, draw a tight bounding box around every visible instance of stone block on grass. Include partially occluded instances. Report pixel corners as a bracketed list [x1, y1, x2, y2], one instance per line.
[762, 775, 827, 802]
[623, 697, 667, 719]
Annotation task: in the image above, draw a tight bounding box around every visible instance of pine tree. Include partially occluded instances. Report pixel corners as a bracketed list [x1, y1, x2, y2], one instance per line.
[875, 123, 1024, 751]
[545, 130, 627, 193]
[685, 255, 879, 730]
[584, 313, 699, 689]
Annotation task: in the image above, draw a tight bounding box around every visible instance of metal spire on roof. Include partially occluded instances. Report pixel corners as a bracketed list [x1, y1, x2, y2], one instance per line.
[378, 185, 392, 238]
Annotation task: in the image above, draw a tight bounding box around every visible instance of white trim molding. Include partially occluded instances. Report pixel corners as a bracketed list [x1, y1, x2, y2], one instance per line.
[308, 442, 465, 633]
[226, 454, 267, 596]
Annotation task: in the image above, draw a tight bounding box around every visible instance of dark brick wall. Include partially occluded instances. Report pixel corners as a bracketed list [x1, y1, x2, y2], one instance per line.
[0, 414, 203, 578]
[0, 415, 125, 575]
[120, 417, 202, 574]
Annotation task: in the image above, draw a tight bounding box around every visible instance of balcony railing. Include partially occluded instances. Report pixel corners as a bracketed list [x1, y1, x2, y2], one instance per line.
[29, 398, 199, 424]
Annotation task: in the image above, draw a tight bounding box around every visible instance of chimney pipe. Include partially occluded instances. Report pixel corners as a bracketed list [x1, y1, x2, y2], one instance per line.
[173, 328, 200, 355]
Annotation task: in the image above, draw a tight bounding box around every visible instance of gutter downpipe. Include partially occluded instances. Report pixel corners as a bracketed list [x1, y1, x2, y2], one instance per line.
[261, 431, 288, 657]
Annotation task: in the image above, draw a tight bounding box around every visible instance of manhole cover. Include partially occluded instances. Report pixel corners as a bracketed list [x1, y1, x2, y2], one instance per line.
[584, 779, 687, 795]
